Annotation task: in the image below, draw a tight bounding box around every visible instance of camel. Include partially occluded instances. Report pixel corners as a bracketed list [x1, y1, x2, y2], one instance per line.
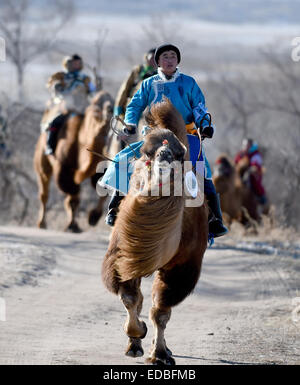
[101, 99, 208, 365]
[213, 154, 260, 226]
[34, 90, 114, 232]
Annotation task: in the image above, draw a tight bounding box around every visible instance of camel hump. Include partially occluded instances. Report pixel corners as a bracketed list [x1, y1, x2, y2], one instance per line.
[91, 90, 114, 107]
[47, 72, 65, 88]
[145, 97, 186, 142]
[215, 153, 234, 168]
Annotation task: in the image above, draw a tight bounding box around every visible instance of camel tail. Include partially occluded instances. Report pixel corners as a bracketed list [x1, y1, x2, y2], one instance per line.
[55, 166, 80, 196]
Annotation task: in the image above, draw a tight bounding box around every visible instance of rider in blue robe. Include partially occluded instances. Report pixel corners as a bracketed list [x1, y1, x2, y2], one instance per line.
[102, 44, 228, 237]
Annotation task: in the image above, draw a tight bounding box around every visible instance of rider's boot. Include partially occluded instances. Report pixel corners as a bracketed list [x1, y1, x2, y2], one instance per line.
[105, 190, 124, 227]
[207, 192, 228, 238]
[44, 113, 68, 156]
[45, 128, 57, 155]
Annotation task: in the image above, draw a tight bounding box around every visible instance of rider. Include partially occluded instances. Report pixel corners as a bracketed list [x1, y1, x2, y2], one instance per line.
[113, 48, 157, 150]
[44, 54, 96, 155]
[235, 138, 267, 205]
[105, 44, 228, 238]
[114, 48, 157, 118]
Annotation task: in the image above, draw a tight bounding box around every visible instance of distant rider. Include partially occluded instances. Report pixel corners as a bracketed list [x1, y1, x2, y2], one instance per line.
[43, 54, 95, 155]
[235, 138, 268, 206]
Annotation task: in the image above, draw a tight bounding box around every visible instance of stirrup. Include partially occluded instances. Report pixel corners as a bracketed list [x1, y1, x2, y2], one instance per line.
[105, 209, 117, 227]
[209, 218, 228, 238]
[45, 147, 54, 155]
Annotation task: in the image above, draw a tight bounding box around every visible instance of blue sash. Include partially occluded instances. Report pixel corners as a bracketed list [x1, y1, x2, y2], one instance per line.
[99, 135, 212, 195]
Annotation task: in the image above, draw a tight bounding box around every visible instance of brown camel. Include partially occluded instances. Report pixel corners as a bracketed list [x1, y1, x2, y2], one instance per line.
[213, 154, 260, 226]
[101, 99, 208, 365]
[34, 90, 114, 231]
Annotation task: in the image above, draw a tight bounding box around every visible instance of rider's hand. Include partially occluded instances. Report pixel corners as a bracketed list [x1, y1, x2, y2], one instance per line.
[119, 124, 136, 142]
[124, 124, 137, 135]
[200, 125, 214, 139]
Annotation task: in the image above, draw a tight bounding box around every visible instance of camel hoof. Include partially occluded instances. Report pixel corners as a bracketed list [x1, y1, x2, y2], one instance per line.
[151, 338, 172, 356]
[125, 338, 144, 358]
[37, 221, 47, 229]
[65, 223, 82, 233]
[166, 346, 173, 356]
[145, 353, 175, 366]
[88, 209, 102, 226]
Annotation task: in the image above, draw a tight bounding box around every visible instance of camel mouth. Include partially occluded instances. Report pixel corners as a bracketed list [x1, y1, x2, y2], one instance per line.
[153, 160, 172, 181]
[213, 168, 222, 177]
[155, 147, 174, 164]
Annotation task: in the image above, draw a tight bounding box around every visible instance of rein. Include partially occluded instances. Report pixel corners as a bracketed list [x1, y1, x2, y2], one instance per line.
[196, 111, 212, 162]
[86, 148, 118, 163]
[110, 115, 139, 160]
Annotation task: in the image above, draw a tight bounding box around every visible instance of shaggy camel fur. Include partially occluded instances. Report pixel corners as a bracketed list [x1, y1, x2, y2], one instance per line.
[213, 154, 260, 225]
[34, 90, 114, 231]
[102, 99, 208, 365]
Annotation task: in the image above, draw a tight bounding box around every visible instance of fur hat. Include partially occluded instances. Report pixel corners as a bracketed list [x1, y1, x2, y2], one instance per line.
[154, 44, 181, 65]
[71, 54, 82, 61]
[144, 48, 156, 62]
[62, 56, 73, 71]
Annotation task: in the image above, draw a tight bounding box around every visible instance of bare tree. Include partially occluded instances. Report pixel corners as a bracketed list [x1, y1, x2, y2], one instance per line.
[0, 92, 39, 224]
[0, 0, 74, 102]
[85, 28, 109, 91]
[218, 74, 261, 138]
[258, 48, 300, 127]
[256, 48, 300, 226]
[140, 14, 182, 46]
[118, 14, 183, 69]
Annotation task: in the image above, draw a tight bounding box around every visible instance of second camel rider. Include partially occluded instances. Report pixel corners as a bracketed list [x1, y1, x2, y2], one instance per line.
[43, 54, 96, 155]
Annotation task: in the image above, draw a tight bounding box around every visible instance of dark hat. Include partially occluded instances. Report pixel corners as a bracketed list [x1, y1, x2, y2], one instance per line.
[145, 48, 156, 61]
[71, 54, 82, 61]
[154, 44, 181, 64]
[147, 48, 156, 55]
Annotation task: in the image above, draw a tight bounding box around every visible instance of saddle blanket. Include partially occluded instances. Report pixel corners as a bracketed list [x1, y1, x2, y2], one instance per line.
[99, 134, 212, 195]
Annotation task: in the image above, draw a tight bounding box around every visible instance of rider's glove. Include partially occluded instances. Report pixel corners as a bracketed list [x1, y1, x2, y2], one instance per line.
[200, 124, 214, 139]
[119, 124, 137, 142]
[124, 124, 137, 136]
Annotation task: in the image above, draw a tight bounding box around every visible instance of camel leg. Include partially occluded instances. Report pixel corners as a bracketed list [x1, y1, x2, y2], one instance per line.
[36, 161, 52, 229]
[118, 279, 147, 358]
[147, 259, 203, 365]
[64, 193, 82, 233]
[147, 305, 173, 365]
[88, 195, 107, 226]
[37, 175, 51, 229]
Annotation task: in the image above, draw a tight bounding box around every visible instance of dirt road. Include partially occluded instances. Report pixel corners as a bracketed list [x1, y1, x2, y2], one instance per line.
[0, 225, 299, 365]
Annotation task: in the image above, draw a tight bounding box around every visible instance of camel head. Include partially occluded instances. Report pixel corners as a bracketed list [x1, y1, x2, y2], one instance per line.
[213, 154, 236, 194]
[90, 91, 114, 124]
[213, 154, 234, 179]
[132, 128, 187, 195]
